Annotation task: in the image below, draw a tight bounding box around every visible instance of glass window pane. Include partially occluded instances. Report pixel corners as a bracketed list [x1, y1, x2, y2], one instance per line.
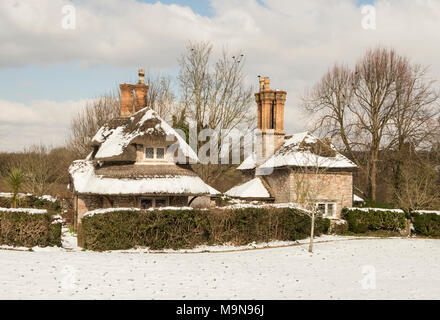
[155, 198, 167, 207]
[327, 204, 335, 216]
[318, 204, 326, 215]
[141, 199, 153, 209]
[145, 147, 154, 159]
[156, 148, 165, 159]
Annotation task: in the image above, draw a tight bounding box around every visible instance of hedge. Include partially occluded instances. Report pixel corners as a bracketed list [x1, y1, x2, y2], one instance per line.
[0, 194, 62, 212]
[0, 208, 62, 247]
[80, 207, 330, 251]
[341, 208, 406, 234]
[412, 212, 440, 237]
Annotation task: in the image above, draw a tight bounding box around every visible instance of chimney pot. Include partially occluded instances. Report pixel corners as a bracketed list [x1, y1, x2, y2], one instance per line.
[138, 68, 145, 84]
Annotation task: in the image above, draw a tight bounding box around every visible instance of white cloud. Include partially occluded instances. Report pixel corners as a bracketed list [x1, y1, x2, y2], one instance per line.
[0, 98, 91, 151]
[1, 0, 440, 149]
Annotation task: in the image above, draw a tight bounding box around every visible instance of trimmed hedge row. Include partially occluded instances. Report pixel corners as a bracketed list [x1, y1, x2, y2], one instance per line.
[341, 208, 406, 234]
[412, 212, 440, 237]
[80, 207, 330, 251]
[0, 209, 62, 247]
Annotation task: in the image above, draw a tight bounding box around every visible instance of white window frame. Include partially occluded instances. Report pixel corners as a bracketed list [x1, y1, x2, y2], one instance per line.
[144, 147, 166, 161]
[316, 202, 337, 218]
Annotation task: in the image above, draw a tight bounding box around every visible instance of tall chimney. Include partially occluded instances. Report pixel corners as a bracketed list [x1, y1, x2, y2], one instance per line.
[120, 83, 134, 117]
[255, 76, 287, 162]
[119, 69, 149, 117]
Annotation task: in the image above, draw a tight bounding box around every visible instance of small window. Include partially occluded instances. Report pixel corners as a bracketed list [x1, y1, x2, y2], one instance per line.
[145, 147, 154, 159]
[327, 203, 335, 217]
[141, 199, 153, 209]
[156, 148, 165, 159]
[155, 198, 167, 207]
[317, 204, 326, 215]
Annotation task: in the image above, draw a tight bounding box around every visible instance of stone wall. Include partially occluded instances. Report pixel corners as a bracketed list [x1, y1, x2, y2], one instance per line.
[262, 168, 292, 203]
[288, 170, 353, 217]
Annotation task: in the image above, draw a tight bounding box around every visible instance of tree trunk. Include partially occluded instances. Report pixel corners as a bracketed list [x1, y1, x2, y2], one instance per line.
[309, 210, 315, 253]
[368, 150, 378, 202]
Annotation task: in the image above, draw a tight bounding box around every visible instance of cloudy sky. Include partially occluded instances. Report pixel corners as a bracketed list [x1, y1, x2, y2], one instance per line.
[1, 0, 439, 151]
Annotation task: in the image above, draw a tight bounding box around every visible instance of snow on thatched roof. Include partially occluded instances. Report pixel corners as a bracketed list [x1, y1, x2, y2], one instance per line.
[353, 194, 365, 203]
[237, 152, 257, 170]
[225, 177, 271, 199]
[91, 108, 199, 163]
[205, 184, 221, 196]
[69, 160, 209, 196]
[238, 132, 356, 170]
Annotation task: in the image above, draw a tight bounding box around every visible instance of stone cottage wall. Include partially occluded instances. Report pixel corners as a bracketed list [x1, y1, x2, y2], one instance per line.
[288, 170, 353, 217]
[262, 168, 292, 203]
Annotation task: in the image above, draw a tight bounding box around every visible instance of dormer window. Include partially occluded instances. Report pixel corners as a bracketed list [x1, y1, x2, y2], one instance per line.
[156, 148, 165, 159]
[145, 147, 154, 159]
[144, 147, 166, 160]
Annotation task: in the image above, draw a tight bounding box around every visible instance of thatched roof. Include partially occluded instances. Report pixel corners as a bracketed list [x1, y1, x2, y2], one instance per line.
[69, 160, 210, 196]
[238, 132, 356, 171]
[95, 163, 199, 179]
[225, 177, 273, 199]
[91, 108, 199, 163]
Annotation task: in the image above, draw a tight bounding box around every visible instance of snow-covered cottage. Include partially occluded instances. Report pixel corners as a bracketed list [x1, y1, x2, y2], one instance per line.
[226, 77, 357, 218]
[69, 70, 211, 229]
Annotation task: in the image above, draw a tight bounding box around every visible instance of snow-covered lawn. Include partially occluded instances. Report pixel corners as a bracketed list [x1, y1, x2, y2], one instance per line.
[0, 237, 439, 299]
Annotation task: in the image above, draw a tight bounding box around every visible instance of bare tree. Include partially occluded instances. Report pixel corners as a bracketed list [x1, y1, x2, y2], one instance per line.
[178, 41, 255, 183]
[394, 156, 440, 210]
[20, 144, 67, 196]
[303, 47, 439, 202]
[67, 92, 120, 158]
[286, 138, 337, 253]
[144, 72, 176, 121]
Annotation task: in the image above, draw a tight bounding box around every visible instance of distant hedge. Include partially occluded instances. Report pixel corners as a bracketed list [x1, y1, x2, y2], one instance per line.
[0, 195, 62, 212]
[0, 209, 62, 247]
[80, 207, 330, 251]
[341, 208, 406, 234]
[412, 212, 440, 237]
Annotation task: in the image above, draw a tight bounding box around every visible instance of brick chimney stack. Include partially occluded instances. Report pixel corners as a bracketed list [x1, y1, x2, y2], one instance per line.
[119, 69, 149, 117]
[255, 76, 287, 163]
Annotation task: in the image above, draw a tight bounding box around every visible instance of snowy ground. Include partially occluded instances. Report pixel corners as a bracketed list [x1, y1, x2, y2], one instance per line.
[1, 233, 439, 300]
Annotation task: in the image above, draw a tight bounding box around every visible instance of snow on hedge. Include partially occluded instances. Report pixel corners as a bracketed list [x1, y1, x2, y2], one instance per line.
[69, 160, 210, 195]
[0, 193, 57, 203]
[218, 202, 311, 213]
[225, 178, 270, 199]
[92, 108, 199, 163]
[0, 207, 48, 214]
[345, 207, 404, 213]
[345, 208, 440, 216]
[0, 192, 32, 199]
[84, 206, 194, 217]
[414, 210, 440, 215]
